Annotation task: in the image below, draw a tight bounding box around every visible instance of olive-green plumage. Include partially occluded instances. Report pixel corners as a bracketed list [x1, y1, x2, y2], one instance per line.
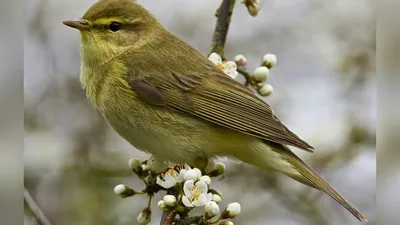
[63, 0, 366, 222]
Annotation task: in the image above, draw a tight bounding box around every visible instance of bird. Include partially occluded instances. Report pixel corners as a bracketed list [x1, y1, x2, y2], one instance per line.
[62, 0, 366, 222]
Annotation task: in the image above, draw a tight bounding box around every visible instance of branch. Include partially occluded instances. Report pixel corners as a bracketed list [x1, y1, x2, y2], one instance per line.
[210, 0, 237, 58]
[24, 188, 52, 225]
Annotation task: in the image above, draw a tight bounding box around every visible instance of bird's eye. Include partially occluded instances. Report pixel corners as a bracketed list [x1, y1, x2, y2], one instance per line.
[109, 22, 121, 32]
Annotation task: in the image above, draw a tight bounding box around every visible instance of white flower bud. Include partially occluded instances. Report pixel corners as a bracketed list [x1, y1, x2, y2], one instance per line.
[209, 162, 226, 177]
[128, 158, 142, 172]
[163, 195, 177, 207]
[262, 53, 277, 68]
[222, 202, 241, 219]
[245, 0, 261, 17]
[234, 54, 247, 67]
[212, 194, 222, 203]
[113, 184, 135, 198]
[205, 201, 220, 219]
[258, 84, 274, 96]
[184, 168, 202, 181]
[219, 221, 234, 225]
[215, 162, 226, 174]
[137, 208, 151, 225]
[199, 175, 212, 186]
[157, 200, 168, 211]
[253, 66, 269, 82]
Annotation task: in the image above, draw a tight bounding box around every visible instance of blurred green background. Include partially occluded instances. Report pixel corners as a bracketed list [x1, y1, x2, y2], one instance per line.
[23, 0, 375, 225]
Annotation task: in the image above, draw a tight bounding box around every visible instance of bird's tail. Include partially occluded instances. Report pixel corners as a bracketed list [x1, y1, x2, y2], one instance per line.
[276, 145, 368, 223]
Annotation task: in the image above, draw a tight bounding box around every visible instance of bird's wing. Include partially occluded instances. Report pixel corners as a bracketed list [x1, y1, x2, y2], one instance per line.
[128, 67, 314, 152]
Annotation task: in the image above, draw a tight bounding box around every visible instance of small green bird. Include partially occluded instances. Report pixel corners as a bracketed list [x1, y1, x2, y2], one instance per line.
[63, 0, 366, 222]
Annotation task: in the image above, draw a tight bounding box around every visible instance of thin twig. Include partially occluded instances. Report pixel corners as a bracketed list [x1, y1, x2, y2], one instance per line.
[24, 188, 52, 225]
[210, 0, 237, 58]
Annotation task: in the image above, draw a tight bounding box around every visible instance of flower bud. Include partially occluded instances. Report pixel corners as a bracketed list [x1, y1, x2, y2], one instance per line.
[234, 54, 247, 67]
[137, 208, 151, 225]
[113, 184, 136, 198]
[212, 194, 222, 203]
[157, 200, 168, 211]
[163, 195, 177, 207]
[258, 84, 273, 96]
[128, 158, 144, 176]
[205, 201, 220, 219]
[183, 168, 202, 181]
[219, 221, 234, 225]
[199, 175, 212, 186]
[245, 0, 261, 17]
[253, 66, 269, 82]
[262, 53, 277, 68]
[208, 162, 226, 177]
[221, 202, 241, 219]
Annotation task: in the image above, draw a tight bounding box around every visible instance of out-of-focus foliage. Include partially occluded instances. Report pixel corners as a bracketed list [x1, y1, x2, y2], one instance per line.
[23, 0, 375, 225]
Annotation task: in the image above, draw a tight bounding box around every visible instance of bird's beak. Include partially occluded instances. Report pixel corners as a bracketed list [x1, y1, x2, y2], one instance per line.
[62, 20, 89, 31]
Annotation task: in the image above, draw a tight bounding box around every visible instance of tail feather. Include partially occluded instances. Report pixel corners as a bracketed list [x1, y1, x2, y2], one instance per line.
[279, 145, 367, 223]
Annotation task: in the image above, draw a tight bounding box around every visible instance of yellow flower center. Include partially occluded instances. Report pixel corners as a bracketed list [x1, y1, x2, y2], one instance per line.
[189, 184, 203, 200]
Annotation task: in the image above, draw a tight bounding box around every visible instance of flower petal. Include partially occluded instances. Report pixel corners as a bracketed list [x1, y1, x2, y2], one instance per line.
[183, 180, 195, 198]
[193, 168, 202, 178]
[208, 53, 222, 65]
[182, 195, 193, 207]
[192, 193, 209, 207]
[205, 193, 213, 202]
[195, 180, 208, 193]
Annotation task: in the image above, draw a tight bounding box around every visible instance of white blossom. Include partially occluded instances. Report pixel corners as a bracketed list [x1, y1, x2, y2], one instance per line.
[157, 200, 168, 211]
[128, 158, 142, 171]
[212, 194, 222, 203]
[137, 208, 151, 225]
[113, 184, 135, 198]
[253, 66, 270, 82]
[234, 54, 247, 67]
[223, 202, 241, 219]
[215, 162, 226, 174]
[209, 53, 238, 79]
[245, 0, 261, 17]
[262, 53, 277, 68]
[258, 83, 274, 96]
[183, 168, 202, 181]
[182, 180, 212, 207]
[156, 164, 190, 188]
[199, 175, 211, 186]
[205, 201, 220, 218]
[163, 195, 177, 207]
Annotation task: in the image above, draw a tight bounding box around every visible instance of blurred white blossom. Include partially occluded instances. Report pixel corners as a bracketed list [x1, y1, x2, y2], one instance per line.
[222, 202, 241, 219]
[209, 53, 238, 79]
[113, 184, 135, 198]
[205, 201, 220, 218]
[157, 200, 168, 211]
[253, 66, 270, 82]
[262, 53, 277, 68]
[244, 0, 261, 17]
[182, 180, 212, 207]
[234, 54, 247, 67]
[199, 175, 211, 185]
[183, 167, 202, 181]
[137, 208, 151, 225]
[212, 194, 222, 203]
[163, 195, 177, 207]
[258, 83, 274, 96]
